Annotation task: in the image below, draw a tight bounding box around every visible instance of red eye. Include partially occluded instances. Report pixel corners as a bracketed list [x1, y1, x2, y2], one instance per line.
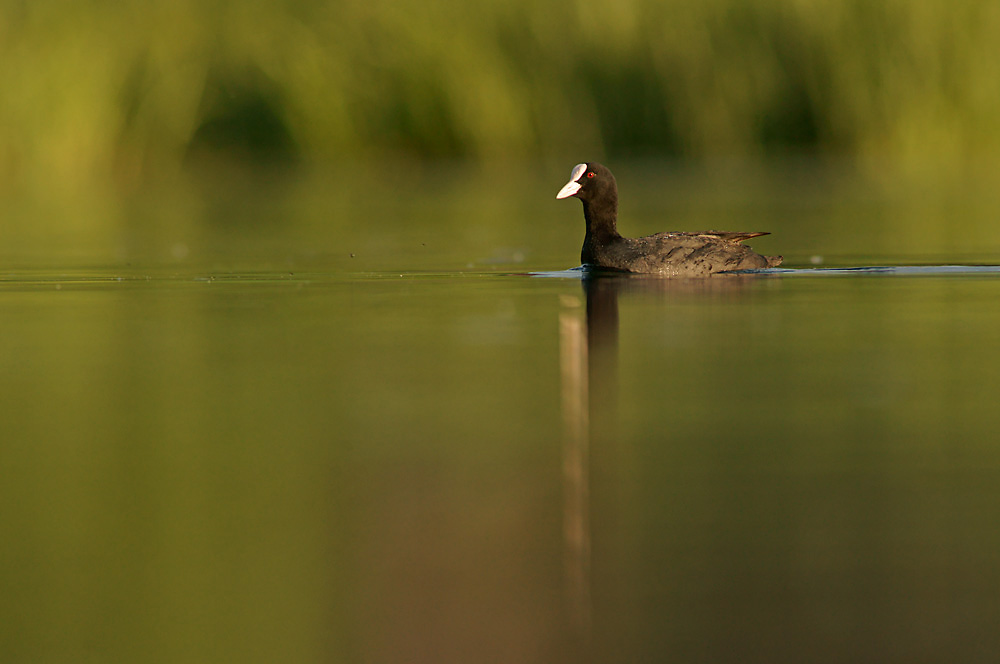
[587, 172, 596, 178]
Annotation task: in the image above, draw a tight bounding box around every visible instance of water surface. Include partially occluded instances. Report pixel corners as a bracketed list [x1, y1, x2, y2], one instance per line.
[4, 164, 1000, 662]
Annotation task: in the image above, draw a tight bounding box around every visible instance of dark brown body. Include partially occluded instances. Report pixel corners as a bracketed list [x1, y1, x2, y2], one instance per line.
[583, 230, 782, 277]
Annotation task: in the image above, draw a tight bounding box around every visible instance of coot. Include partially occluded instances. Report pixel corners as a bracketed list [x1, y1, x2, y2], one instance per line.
[556, 163, 782, 276]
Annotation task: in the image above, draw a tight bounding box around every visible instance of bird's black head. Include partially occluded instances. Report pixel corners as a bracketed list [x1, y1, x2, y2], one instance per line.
[555, 162, 617, 203]
[555, 162, 622, 255]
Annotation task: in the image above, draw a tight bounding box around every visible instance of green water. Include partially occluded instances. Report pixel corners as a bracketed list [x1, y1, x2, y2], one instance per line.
[4, 164, 1000, 662]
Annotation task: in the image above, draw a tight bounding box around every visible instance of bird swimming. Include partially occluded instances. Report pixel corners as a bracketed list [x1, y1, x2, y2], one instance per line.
[556, 162, 782, 276]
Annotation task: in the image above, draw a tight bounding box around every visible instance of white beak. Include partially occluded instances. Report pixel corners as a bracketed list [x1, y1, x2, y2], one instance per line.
[556, 163, 588, 199]
[555, 180, 581, 199]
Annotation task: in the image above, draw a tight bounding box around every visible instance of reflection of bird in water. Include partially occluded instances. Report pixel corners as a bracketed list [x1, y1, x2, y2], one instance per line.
[556, 163, 782, 276]
[558, 270, 768, 648]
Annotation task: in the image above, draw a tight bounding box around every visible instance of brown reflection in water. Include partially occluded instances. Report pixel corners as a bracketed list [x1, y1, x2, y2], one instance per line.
[558, 297, 591, 640]
[558, 272, 760, 649]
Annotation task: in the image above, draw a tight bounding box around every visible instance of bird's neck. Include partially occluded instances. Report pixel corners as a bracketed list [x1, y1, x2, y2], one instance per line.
[582, 196, 621, 244]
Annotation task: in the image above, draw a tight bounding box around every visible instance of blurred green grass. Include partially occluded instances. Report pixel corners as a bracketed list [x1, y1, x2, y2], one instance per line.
[2, 0, 1000, 192]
